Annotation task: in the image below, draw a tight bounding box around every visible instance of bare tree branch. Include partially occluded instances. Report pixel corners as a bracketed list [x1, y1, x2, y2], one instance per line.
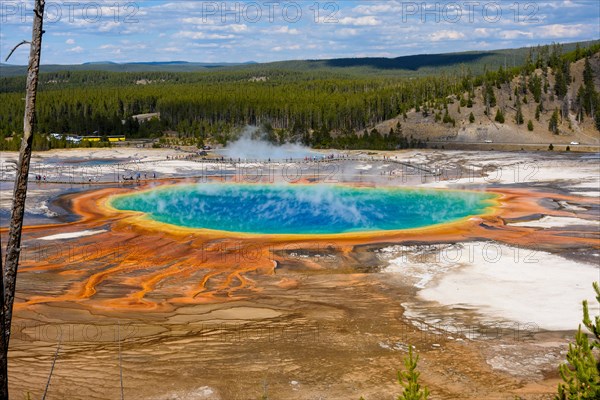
[4, 40, 31, 63]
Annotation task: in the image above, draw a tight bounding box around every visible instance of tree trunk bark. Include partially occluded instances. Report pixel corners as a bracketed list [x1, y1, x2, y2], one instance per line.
[0, 239, 6, 400]
[1, 1, 46, 397]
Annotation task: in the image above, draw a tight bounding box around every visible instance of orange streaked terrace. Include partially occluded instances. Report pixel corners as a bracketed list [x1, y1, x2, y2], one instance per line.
[9, 178, 598, 311]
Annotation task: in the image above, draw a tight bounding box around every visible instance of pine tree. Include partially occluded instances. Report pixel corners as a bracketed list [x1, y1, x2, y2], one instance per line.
[527, 120, 534, 131]
[495, 109, 505, 123]
[583, 57, 594, 87]
[529, 73, 542, 103]
[554, 67, 568, 99]
[515, 97, 524, 125]
[485, 83, 497, 108]
[397, 346, 429, 400]
[581, 57, 599, 118]
[469, 112, 475, 123]
[549, 108, 560, 134]
[556, 282, 600, 399]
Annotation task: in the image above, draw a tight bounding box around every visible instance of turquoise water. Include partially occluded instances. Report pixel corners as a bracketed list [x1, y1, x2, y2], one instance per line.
[110, 184, 496, 234]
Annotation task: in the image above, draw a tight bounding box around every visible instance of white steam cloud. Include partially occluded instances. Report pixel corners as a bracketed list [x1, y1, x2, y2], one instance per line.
[218, 126, 317, 161]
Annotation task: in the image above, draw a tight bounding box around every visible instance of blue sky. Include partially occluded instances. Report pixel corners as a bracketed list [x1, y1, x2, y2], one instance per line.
[1, 1, 599, 64]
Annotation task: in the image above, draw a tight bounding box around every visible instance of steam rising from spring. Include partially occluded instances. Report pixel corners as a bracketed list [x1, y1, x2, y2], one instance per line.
[219, 125, 317, 161]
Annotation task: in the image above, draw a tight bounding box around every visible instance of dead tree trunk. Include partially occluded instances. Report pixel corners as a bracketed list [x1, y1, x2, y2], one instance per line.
[1, 0, 46, 397]
[0, 240, 5, 400]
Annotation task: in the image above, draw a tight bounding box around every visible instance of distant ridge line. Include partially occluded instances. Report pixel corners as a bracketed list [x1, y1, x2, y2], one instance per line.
[1, 39, 598, 77]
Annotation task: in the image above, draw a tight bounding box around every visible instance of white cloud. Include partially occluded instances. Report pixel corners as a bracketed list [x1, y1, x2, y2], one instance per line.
[353, 3, 402, 14]
[227, 24, 248, 33]
[191, 43, 219, 48]
[181, 17, 216, 25]
[474, 28, 493, 38]
[430, 30, 465, 41]
[272, 44, 301, 52]
[539, 24, 585, 38]
[499, 30, 534, 39]
[4, 0, 599, 64]
[98, 21, 122, 32]
[538, 0, 582, 9]
[270, 26, 300, 35]
[174, 31, 235, 40]
[183, 22, 248, 33]
[338, 16, 379, 26]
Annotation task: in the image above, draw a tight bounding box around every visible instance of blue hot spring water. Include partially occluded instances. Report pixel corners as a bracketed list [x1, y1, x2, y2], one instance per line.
[110, 184, 496, 235]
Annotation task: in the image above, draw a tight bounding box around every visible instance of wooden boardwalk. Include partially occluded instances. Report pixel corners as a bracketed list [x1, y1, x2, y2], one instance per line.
[0, 155, 439, 185]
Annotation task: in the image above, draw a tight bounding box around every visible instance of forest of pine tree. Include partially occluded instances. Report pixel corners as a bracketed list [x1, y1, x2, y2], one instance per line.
[1, 42, 599, 151]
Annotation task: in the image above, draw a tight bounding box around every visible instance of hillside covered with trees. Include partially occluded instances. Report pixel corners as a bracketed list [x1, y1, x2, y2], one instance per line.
[1, 41, 599, 151]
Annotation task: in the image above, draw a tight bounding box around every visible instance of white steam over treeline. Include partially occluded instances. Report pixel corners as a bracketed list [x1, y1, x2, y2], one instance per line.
[219, 125, 317, 161]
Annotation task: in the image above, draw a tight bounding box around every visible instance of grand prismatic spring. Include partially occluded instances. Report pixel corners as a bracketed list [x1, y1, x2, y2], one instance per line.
[2, 149, 599, 400]
[109, 184, 497, 234]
